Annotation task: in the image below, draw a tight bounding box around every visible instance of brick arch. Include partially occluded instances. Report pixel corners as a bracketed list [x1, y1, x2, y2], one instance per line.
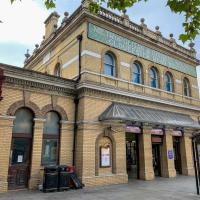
[95, 128, 116, 176]
[7, 100, 41, 117]
[41, 104, 68, 120]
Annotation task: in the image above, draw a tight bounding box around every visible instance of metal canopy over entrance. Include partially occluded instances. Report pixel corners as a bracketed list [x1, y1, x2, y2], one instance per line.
[99, 103, 200, 129]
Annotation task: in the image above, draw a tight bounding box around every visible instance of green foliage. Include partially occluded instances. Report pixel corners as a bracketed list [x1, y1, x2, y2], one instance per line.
[9, 0, 200, 43]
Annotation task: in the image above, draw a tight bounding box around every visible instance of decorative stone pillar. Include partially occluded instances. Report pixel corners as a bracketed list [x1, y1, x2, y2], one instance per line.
[59, 120, 73, 165]
[161, 128, 176, 178]
[0, 116, 15, 193]
[29, 118, 45, 190]
[180, 130, 194, 176]
[139, 125, 154, 180]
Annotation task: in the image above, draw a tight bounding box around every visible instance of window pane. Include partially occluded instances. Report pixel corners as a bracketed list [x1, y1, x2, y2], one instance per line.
[42, 139, 58, 165]
[133, 73, 140, 83]
[105, 54, 114, 65]
[165, 73, 172, 92]
[43, 112, 60, 135]
[151, 79, 157, 88]
[11, 138, 30, 165]
[104, 53, 115, 76]
[133, 63, 141, 84]
[13, 108, 33, 134]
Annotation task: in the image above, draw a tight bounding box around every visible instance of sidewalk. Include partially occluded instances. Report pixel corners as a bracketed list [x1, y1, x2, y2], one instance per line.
[0, 175, 198, 200]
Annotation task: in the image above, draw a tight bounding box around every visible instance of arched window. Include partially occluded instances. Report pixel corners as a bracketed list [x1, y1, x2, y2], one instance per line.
[165, 72, 173, 92]
[183, 77, 191, 97]
[132, 62, 142, 84]
[54, 63, 61, 77]
[42, 111, 60, 165]
[150, 67, 158, 88]
[104, 53, 115, 76]
[13, 108, 34, 134]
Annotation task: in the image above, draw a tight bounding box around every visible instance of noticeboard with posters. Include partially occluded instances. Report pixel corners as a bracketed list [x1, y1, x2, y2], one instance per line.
[100, 145, 111, 167]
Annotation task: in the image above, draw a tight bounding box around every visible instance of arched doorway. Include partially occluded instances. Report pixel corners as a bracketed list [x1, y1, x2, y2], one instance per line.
[8, 108, 34, 190]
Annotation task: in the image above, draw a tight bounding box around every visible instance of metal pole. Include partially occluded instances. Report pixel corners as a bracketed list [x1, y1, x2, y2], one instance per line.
[192, 138, 199, 195]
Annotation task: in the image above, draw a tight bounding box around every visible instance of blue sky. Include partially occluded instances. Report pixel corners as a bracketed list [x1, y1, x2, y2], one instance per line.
[0, 0, 200, 85]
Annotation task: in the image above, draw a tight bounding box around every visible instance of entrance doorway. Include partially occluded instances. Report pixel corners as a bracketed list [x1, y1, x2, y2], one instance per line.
[8, 108, 34, 190]
[152, 144, 161, 176]
[173, 137, 182, 174]
[126, 133, 139, 179]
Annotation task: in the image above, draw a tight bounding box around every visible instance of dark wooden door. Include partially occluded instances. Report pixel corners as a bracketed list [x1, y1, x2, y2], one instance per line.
[8, 137, 32, 190]
[152, 144, 161, 176]
[173, 137, 182, 174]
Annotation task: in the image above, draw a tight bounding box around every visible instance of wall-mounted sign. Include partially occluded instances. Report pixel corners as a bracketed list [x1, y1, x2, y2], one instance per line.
[88, 23, 196, 77]
[151, 129, 163, 135]
[152, 136, 162, 144]
[168, 150, 174, 160]
[126, 126, 141, 133]
[172, 130, 182, 137]
[100, 146, 110, 167]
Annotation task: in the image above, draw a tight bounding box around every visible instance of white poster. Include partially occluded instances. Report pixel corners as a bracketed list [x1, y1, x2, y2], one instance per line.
[101, 147, 110, 167]
[17, 155, 23, 163]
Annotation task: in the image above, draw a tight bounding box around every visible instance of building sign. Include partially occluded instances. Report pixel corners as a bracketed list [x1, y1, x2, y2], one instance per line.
[168, 150, 174, 160]
[88, 23, 196, 77]
[151, 129, 163, 135]
[172, 130, 182, 137]
[100, 146, 110, 167]
[126, 126, 141, 133]
[152, 136, 162, 144]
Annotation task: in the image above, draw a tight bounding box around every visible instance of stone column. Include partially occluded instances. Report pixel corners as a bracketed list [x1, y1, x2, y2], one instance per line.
[59, 121, 73, 166]
[0, 116, 15, 193]
[29, 118, 45, 190]
[139, 125, 154, 180]
[180, 130, 194, 176]
[161, 129, 176, 178]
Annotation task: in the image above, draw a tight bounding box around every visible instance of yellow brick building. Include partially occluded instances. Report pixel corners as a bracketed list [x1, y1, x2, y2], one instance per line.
[0, 0, 200, 192]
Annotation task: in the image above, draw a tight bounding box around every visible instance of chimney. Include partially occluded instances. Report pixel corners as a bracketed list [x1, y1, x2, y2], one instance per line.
[44, 12, 60, 40]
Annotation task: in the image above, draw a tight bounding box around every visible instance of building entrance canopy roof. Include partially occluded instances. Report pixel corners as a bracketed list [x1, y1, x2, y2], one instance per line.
[99, 103, 200, 129]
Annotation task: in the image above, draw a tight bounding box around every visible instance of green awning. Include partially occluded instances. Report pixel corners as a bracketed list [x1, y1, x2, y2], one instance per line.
[99, 103, 200, 129]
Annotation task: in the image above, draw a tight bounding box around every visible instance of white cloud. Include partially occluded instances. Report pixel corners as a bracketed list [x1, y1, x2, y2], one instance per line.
[0, 0, 50, 45]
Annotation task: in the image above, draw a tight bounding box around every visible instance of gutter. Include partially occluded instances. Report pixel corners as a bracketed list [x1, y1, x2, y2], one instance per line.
[72, 34, 83, 166]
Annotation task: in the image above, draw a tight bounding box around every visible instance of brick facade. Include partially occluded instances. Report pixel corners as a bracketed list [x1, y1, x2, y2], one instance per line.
[0, 1, 200, 193]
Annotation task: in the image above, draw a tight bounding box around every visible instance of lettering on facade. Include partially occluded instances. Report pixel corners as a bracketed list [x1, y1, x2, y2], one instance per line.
[88, 23, 196, 77]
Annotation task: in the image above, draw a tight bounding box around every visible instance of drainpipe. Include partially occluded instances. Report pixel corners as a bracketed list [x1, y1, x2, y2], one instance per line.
[72, 34, 83, 166]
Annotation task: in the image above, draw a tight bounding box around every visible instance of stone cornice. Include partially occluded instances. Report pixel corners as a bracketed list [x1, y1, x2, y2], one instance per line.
[0, 63, 76, 95]
[77, 81, 200, 112]
[24, 6, 199, 68]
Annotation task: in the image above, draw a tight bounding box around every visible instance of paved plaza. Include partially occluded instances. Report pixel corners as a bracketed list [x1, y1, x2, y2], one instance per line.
[0, 176, 199, 200]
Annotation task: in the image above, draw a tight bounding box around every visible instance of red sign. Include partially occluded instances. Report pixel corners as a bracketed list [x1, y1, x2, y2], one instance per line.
[151, 129, 163, 135]
[152, 136, 162, 143]
[0, 68, 4, 101]
[172, 130, 182, 137]
[126, 126, 141, 134]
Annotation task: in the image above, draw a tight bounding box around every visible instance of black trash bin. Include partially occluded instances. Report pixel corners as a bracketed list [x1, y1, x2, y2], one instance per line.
[43, 166, 59, 192]
[58, 165, 70, 191]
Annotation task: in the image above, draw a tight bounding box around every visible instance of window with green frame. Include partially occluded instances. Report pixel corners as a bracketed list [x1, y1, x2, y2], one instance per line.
[41, 111, 60, 166]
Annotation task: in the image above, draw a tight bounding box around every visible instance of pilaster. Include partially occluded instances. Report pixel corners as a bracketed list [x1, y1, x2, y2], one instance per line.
[0, 116, 15, 193]
[29, 118, 45, 190]
[180, 129, 194, 176]
[139, 125, 154, 180]
[161, 129, 176, 178]
[59, 120, 73, 165]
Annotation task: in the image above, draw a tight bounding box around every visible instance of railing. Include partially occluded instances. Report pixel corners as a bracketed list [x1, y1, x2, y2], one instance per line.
[80, 70, 200, 108]
[96, 7, 195, 58]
